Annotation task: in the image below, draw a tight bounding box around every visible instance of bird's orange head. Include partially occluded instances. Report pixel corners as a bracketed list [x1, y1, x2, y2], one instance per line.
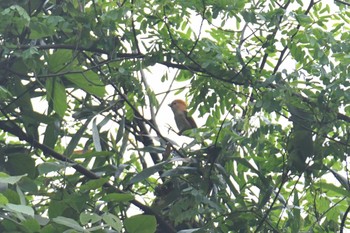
[168, 99, 188, 113]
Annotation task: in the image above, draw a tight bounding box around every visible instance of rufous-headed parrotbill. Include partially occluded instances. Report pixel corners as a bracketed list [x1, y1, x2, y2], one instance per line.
[169, 99, 197, 134]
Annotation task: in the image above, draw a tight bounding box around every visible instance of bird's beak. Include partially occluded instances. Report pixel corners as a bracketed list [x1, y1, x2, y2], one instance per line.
[168, 103, 171, 107]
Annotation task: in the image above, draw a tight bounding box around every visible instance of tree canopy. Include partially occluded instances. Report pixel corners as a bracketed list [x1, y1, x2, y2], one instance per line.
[0, 0, 350, 232]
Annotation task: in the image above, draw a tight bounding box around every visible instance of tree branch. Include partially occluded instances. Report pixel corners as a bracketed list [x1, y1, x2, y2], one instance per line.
[259, 0, 291, 72]
[340, 204, 350, 233]
[335, 0, 350, 7]
[16, 44, 145, 58]
[272, 0, 316, 75]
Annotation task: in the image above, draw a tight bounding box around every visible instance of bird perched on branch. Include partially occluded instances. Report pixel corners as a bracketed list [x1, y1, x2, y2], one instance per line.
[169, 99, 197, 135]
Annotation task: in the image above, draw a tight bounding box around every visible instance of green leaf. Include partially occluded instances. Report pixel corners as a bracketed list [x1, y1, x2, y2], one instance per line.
[79, 177, 109, 191]
[40, 224, 55, 233]
[0, 86, 12, 101]
[92, 118, 102, 152]
[18, 177, 38, 193]
[127, 161, 167, 185]
[47, 50, 73, 73]
[257, 186, 273, 209]
[176, 70, 192, 81]
[291, 190, 300, 233]
[124, 215, 157, 233]
[9, 78, 39, 140]
[1, 189, 20, 205]
[30, 20, 55, 39]
[22, 218, 40, 233]
[115, 115, 125, 144]
[16, 185, 26, 205]
[2, 5, 30, 29]
[65, 71, 106, 97]
[134, 146, 166, 153]
[43, 115, 61, 148]
[53, 216, 85, 231]
[80, 212, 101, 225]
[314, 181, 350, 197]
[37, 162, 66, 175]
[46, 78, 67, 118]
[296, 14, 313, 25]
[48, 200, 67, 218]
[22, 46, 39, 59]
[102, 193, 134, 202]
[53, 79, 67, 118]
[29, 15, 65, 39]
[6, 152, 37, 179]
[127, 157, 192, 185]
[102, 213, 123, 231]
[0, 173, 26, 185]
[5, 204, 34, 217]
[64, 116, 93, 156]
[328, 168, 350, 190]
[232, 157, 261, 175]
[214, 164, 240, 198]
[241, 10, 257, 23]
[0, 193, 9, 205]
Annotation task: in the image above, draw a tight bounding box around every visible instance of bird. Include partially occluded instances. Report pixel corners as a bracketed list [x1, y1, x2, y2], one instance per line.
[168, 99, 197, 134]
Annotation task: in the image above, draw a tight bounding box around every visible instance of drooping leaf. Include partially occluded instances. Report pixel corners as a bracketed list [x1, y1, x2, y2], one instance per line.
[92, 118, 102, 152]
[43, 115, 61, 148]
[63, 116, 93, 156]
[127, 161, 168, 185]
[65, 71, 106, 97]
[46, 78, 67, 118]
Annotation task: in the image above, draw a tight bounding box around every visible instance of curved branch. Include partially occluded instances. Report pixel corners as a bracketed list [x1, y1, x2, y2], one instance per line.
[187, 0, 206, 57]
[272, 0, 316, 74]
[340, 204, 350, 233]
[254, 172, 288, 232]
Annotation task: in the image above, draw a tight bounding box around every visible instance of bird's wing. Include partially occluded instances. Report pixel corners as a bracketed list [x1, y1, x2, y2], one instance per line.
[185, 111, 197, 128]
